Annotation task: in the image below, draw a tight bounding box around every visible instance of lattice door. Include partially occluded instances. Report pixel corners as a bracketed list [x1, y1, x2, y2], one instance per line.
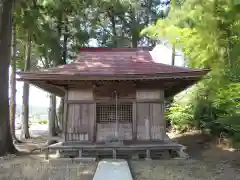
[96, 103, 133, 141]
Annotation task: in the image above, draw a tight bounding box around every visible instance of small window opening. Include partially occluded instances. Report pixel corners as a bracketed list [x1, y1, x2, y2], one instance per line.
[96, 103, 132, 123]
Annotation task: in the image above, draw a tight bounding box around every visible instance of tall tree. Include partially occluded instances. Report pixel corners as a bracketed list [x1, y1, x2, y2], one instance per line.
[20, 34, 31, 140]
[48, 94, 57, 137]
[15, 0, 42, 140]
[171, 43, 175, 65]
[0, 0, 17, 156]
[9, 20, 21, 143]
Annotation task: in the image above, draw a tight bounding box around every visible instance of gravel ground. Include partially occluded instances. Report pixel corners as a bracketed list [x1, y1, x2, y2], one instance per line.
[0, 155, 97, 180]
[1, 130, 238, 180]
[131, 159, 240, 180]
[1, 155, 239, 180]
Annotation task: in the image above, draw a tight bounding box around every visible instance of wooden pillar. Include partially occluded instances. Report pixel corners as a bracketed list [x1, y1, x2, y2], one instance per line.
[79, 149, 83, 157]
[146, 149, 151, 160]
[113, 149, 116, 159]
[160, 91, 165, 141]
[63, 92, 68, 141]
[145, 118, 151, 140]
[132, 101, 137, 140]
[93, 102, 97, 142]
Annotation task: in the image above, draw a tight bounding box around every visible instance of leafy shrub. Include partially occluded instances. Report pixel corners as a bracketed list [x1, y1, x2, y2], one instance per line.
[37, 119, 48, 124]
[232, 133, 240, 148]
[167, 101, 194, 132]
[217, 114, 240, 133]
[167, 68, 240, 138]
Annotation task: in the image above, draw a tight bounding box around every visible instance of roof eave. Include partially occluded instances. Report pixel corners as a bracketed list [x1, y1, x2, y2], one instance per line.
[16, 69, 210, 81]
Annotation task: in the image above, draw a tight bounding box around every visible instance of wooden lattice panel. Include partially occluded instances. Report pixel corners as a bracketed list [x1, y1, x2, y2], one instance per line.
[96, 103, 133, 123]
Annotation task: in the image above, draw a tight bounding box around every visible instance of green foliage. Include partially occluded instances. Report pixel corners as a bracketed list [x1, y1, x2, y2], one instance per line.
[234, 0, 240, 5]
[144, 0, 240, 144]
[13, 0, 161, 70]
[167, 103, 194, 131]
[37, 119, 48, 124]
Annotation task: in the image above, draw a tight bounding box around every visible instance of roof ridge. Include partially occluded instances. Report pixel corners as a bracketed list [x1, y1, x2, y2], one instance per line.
[80, 47, 152, 52]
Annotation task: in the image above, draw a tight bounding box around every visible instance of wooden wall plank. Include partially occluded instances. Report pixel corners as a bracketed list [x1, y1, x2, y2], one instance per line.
[66, 102, 95, 142]
[68, 89, 93, 100]
[65, 88, 166, 142]
[136, 103, 150, 140]
[65, 88, 95, 142]
[136, 89, 162, 100]
[74, 104, 81, 140]
[94, 81, 136, 100]
[66, 104, 72, 141]
[151, 103, 164, 140]
[135, 89, 165, 141]
[96, 123, 132, 141]
[81, 104, 89, 140]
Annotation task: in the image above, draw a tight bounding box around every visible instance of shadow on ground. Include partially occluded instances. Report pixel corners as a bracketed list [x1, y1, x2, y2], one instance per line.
[129, 132, 240, 180]
[171, 132, 240, 168]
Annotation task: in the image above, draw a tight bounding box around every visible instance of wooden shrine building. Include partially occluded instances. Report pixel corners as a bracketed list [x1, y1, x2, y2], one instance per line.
[17, 47, 209, 159]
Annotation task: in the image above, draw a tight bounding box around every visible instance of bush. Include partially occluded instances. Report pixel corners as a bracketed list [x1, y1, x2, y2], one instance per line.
[37, 119, 48, 124]
[232, 133, 240, 144]
[167, 102, 194, 132]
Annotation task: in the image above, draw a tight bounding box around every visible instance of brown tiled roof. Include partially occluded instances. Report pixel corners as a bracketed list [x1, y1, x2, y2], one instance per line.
[16, 48, 210, 97]
[18, 48, 209, 80]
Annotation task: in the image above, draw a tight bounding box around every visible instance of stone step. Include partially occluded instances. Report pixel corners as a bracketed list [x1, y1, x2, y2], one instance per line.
[93, 159, 133, 180]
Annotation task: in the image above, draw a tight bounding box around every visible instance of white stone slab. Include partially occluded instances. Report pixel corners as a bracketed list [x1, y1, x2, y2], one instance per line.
[93, 159, 133, 180]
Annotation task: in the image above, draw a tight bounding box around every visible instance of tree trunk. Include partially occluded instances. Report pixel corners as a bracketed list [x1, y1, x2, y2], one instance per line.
[48, 94, 57, 137]
[54, 98, 60, 135]
[131, 32, 138, 47]
[54, 112, 60, 133]
[144, 0, 152, 46]
[130, 12, 138, 48]
[20, 35, 31, 140]
[10, 21, 21, 143]
[62, 17, 68, 64]
[47, 13, 65, 138]
[57, 98, 64, 131]
[0, 0, 17, 156]
[171, 43, 176, 66]
[108, 8, 117, 47]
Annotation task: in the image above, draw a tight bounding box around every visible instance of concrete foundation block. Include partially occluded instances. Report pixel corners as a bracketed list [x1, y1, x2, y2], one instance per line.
[176, 146, 189, 159]
[131, 154, 139, 160]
